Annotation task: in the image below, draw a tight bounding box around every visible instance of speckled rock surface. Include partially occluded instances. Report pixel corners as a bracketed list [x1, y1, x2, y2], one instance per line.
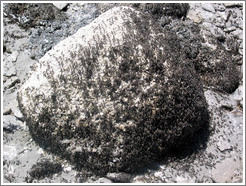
[18, 6, 209, 175]
[3, 2, 244, 183]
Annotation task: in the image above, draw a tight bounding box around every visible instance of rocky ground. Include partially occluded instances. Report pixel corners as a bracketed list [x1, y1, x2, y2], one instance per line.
[2, 3, 244, 183]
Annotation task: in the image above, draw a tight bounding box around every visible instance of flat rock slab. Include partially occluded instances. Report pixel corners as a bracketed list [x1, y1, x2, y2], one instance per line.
[212, 158, 241, 183]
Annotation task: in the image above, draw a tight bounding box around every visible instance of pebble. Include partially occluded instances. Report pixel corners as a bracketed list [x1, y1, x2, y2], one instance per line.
[224, 26, 237, 33]
[224, 3, 243, 8]
[200, 10, 215, 22]
[231, 85, 243, 107]
[202, 4, 215, 13]
[154, 171, 164, 178]
[214, 4, 226, 12]
[217, 140, 232, 152]
[11, 107, 24, 120]
[96, 178, 112, 183]
[106, 172, 132, 183]
[53, 3, 69, 10]
[176, 176, 189, 183]
[37, 148, 44, 154]
[231, 29, 243, 40]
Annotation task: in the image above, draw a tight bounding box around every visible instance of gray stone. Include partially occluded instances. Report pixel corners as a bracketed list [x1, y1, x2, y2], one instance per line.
[231, 29, 243, 40]
[224, 3, 243, 8]
[224, 26, 236, 33]
[212, 158, 240, 183]
[232, 85, 243, 107]
[106, 172, 132, 183]
[11, 107, 24, 120]
[202, 4, 215, 13]
[3, 108, 12, 115]
[18, 6, 209, 175]
[15, 51, 36, 83]
[176, 175, 196, 183]
[96, 177, 112, 183]
[214, 4, 225, 12]
[3, 89, 20, 116]
[53, 3, 69, 10]
[200, 11, 215, 23]
[217, 11, 227, 20]
[3, 56, 17, 77]
[3, 115, 23, 131]
[217, 140, 232, 152]
[3, 76, 20, 90]
[214, 16, 225, 28]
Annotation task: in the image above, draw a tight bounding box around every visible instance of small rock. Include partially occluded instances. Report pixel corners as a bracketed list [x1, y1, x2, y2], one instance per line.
[224, 26, 237, 33]
[3, 108, 12, 115]
[3, 76, 20, 90]
[3, 89, 19, 115]
[15, 51, 36, 83]
[217, 140, 232, 152]
[37, 148, 44, 154]
[97, 177, 112, 183]
[214, 4, 225, 12]
[231, 29, 243, 40]
[176, 175, 195, 183]
[3, 145, 17, 161]
[202, 4, 215, 13]
[187, 11, 203, 23]
[3, 115, 23, 132]
[231, 85, 243, 107]
[3, 60, 17, 77]
[106, 172, 132, 183]
[217, 11, 227, 20]
[154, 171, 164, 178]
[53, 3, 68, 10]
[224, 3, 243, 8]
[238, 48, 243, 55]
[200, 11, 216, 23]
[11, 107, 24, 120]
[63, 166, 72, 172]
[212, 158, 240, 183]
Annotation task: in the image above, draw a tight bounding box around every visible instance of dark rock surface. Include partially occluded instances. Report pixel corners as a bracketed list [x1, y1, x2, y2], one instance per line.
[162, 19, 240, 94]
[3, 3, 99, 59]
[18, 6, 209, 175]
[27, 159, 62, 181]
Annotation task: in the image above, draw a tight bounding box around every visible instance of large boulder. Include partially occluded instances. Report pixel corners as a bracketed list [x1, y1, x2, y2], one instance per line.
[18, 6, 209, 175]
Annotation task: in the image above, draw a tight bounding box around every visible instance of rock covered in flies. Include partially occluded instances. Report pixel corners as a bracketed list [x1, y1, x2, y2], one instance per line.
[18, 6, 209, 175]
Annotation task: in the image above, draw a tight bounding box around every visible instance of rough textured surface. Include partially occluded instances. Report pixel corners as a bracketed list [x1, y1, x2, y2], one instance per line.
[3, 3, 243, 183]
[18, 6, 209, 175]
[4, 3, 66, 29]
[162, 19, 240, 94]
